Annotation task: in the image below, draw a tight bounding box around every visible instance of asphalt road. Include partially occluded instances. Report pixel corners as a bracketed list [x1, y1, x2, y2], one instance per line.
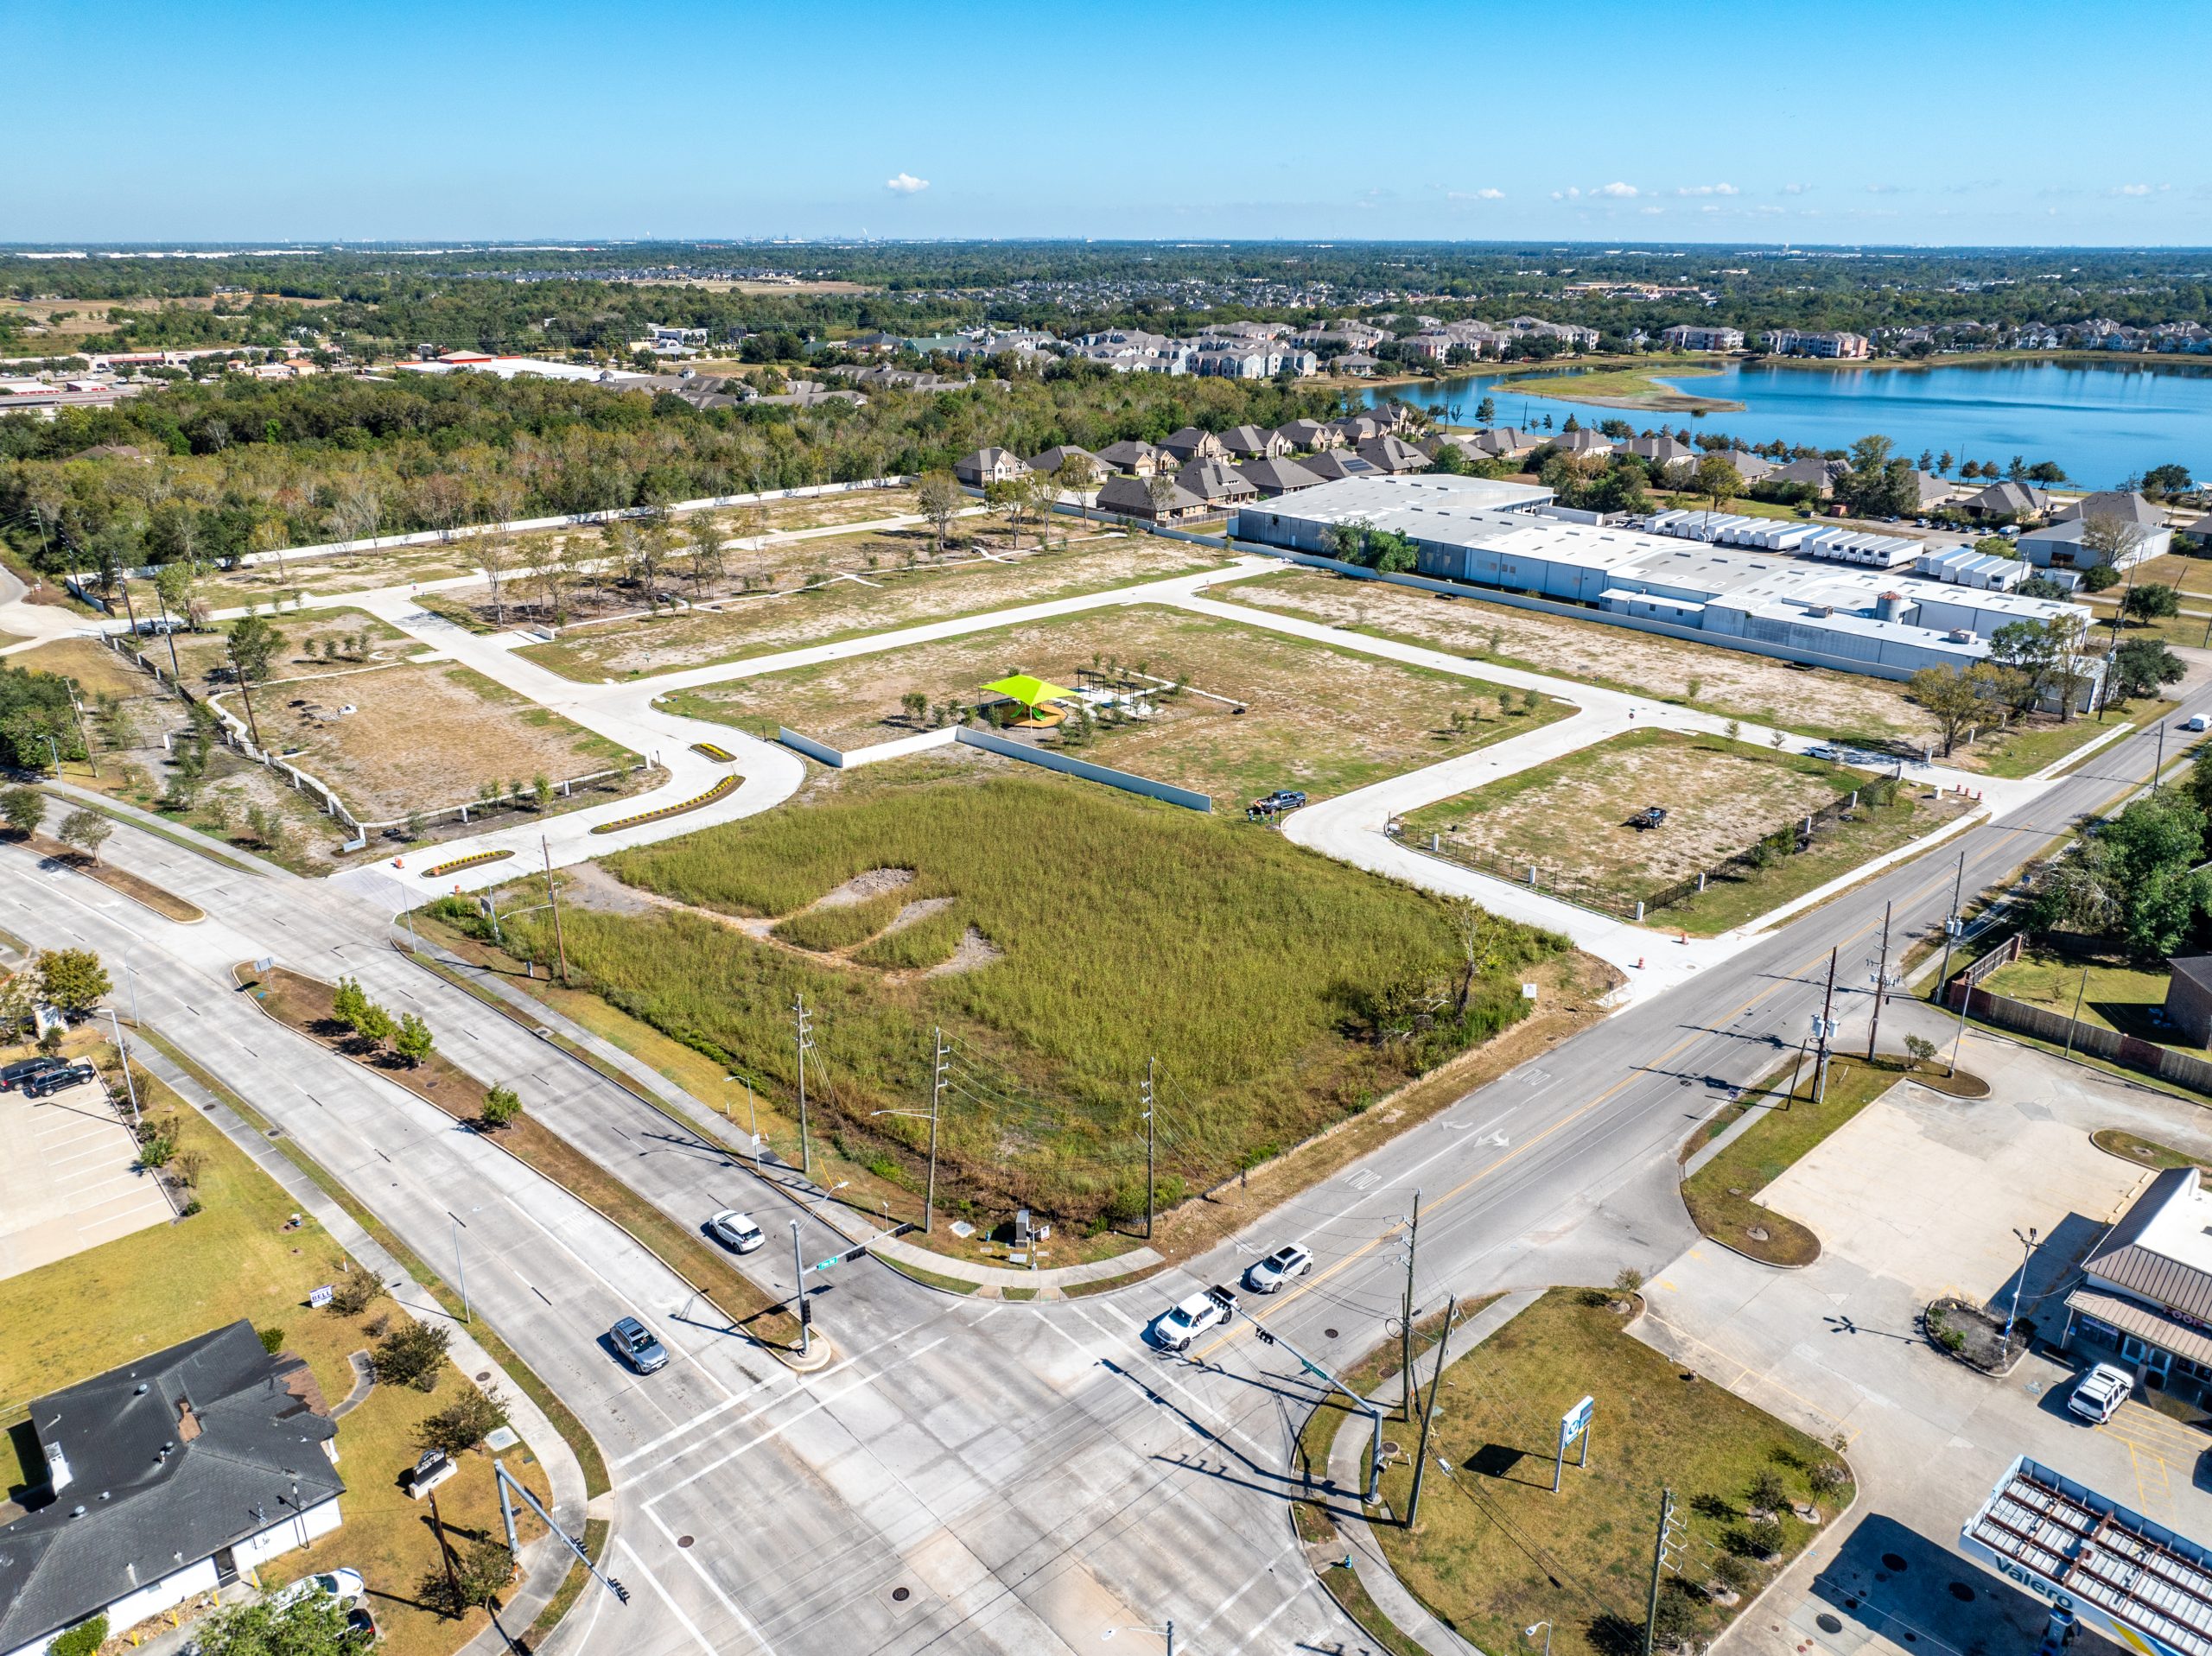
[8, 680, 2202, 1655]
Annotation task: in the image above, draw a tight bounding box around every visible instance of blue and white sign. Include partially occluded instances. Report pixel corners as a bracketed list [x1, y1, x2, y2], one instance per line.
[1554, 1394, 1595, 1493]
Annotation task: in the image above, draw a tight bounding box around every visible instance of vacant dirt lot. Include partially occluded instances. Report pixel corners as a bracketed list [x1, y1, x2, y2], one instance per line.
[518, 539, 1219, 679]
[1226, 571, 1944, 748]
[662, 603, 1564, 808]
[1404, 730, 1856, 902]
[118, 542, 482, 614]
[160, 607, 410, 692]
[217, 662, 638, 822]
[7, 638, 159, 701]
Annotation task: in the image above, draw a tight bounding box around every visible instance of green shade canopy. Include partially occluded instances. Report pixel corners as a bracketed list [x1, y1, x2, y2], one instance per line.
[981, 674, 1074, 710]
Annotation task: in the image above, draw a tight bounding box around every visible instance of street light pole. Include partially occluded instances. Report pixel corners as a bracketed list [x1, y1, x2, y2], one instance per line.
[1524, 1623, 1554, 1656]
[2003, 1226, 2039, 1344]
[105, 1009, 140, 1126]
[448, 1211, 471, 1323]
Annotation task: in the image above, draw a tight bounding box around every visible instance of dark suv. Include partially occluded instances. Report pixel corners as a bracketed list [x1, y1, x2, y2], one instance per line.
[23, 1063, 96, 1099]
[0, 1056, 65, 1093]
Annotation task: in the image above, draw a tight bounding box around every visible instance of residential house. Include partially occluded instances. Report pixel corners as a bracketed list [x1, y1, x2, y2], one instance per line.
[1398, 332, 1457, 364]
[1660, 325, 1745, 352]
[1762, 329, 1872, 359]
[1465, 427, 1537, 460]
[0, 1322, 346, 1656]
[1096, 440, 1166, 477]
[1160, 427, 1227, 463]
[1219, 424, 1290, 460]
[1356, 435, 1432, 475]
[953, 447, 1030, 487]
[1300, 449, 1382, 483]
[1331, 416, 1389, 445]
[2019, 494, 2171, 568]
[1096, 474, 1207, 524]
[1962, 479, 2051, 520]
[1908, 470, 1959, 511]
[1724, 451, 1777, 483]
[1175, 459, 1260, 507]
[2061, 1167, 2212, 1405]
[1543, 428, 1613, 457]
[1502, 316, 1600, 350]
[1236, 457, 1325, 498]
[1770, 456, 1848, 494]
[1275, 419, 1339, 452]
[1621, 435, 1699, 473]
[1332, 352, 1382, 378]
[1025, 444, 1103, 481]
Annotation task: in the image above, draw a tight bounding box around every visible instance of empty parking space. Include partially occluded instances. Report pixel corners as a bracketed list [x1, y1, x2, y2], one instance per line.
[0, 1078, 173, 1279]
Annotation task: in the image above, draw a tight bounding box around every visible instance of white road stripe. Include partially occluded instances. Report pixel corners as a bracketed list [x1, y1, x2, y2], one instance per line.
[613, 1535, 720, 1656]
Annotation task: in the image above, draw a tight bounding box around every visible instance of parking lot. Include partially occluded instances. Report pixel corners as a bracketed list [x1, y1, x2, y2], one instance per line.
[1634, 1025, 2212, 1656]
[0, 1069, 173, 1279]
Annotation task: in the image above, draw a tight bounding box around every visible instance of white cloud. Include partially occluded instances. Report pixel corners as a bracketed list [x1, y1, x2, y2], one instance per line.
[1447, 187, 1507, 201]
[2111, 182, 2153, 196]
[1782, 182, 1810, 195]
[1865, 182, 1902, 194]
[884, 172, 929, 194]
[1674, 183, 1738, 197]
[1593, 181, 1639, 198]
[1639, 206, 1665, 215]
[1551, 186, 1580, 200]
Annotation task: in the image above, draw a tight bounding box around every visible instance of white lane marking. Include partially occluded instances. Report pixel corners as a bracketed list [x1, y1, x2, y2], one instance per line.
[1231, 1575, 1327, 1650]
[643, 1336, 949, 1505]
[1061, 1304, 1271, 1458]
[1183, 1541, 1300, 1638]
[611, 1383, 779, 1469]
[613, 1535, 720, 1656]
[645, 1504, 781, 1654]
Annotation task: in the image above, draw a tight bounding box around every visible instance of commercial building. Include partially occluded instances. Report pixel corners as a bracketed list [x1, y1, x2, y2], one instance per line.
[1762, 329, 1872, 358]
[2019, 492, 2173, 568]
[1231, 474, 2095, 694]
[2063, 1167, 2212, 1404]
[1660, 325, 1745, 351]
[0, 1322, 345, 1656]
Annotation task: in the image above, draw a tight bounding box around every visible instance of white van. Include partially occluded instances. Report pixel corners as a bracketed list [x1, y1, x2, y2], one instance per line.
[2188, 714, 2209, 733]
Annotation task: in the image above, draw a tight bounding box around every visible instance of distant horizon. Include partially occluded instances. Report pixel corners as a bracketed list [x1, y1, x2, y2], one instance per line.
[16, 0, 2207, 247]
[9, 238, 2212, 256]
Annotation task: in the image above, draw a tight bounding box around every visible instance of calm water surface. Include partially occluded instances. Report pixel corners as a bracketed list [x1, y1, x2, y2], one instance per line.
[1369, 358, 2212, 489]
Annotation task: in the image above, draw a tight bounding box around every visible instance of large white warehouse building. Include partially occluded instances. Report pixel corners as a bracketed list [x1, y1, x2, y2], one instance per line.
[1230, 475, 2095, 694]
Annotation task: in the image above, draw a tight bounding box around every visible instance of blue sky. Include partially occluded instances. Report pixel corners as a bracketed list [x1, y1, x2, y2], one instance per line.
[10, 0, 2209, 246]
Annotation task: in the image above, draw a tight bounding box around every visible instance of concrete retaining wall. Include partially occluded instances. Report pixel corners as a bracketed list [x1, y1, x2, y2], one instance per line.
[954, 726, 1212, 812]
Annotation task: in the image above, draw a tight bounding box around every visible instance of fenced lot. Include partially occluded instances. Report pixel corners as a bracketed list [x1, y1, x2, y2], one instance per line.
[214, 661, 642, 824]
[517, 537, 1217, 681]
[474, 768, 1566, 1228]
[658, 604, 1567, 810]
[1401, 729, 1970, 930]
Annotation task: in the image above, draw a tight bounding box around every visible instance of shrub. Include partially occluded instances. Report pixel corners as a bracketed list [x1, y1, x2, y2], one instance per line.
[137, 1130, 177, 1169]
[1749, 1469, 1788, 1513]
[393, 1012, 435, 1067]
[1808, 1459, 1849, 1498]
[416, 1386, 509, 1456]
[1613, 1266, 1645, 1297]
[48, 1615, 107, 1656]
[327, 1270, 383, 1315]
[418, 1537, 515, 1618]
[1711, 1551, 1758, 1596]
[1745, 1516, 1786, 1558]
[1904, 1034, 1937, 1069]
[173, 1148, 207, 1189]
[257, 1325, 286, 1355]
[373, 1319, 453, 1391]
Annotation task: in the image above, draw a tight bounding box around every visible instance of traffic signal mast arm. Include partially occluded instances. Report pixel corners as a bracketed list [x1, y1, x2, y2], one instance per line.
[1253, 1320, 1387, 1505]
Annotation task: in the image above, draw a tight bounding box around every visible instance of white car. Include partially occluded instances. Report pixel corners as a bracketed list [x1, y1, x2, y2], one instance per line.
[1247, 1243, 1313, 1294]
[2069, 1363, 2133, 1424]
[273, 1568, 365, 1609]
[707, 1209, 765, 1253]
[1154, 1286, 1236, 1351]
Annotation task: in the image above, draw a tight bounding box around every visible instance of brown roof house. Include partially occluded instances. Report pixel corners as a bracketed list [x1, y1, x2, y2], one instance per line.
[953, 447, 1029, 487]
[1175, 459, 1260, 507]
[1160, 426, 1227, 463]
[1096, 439, 1166, 476]
[1219, 424, 1291, 460]
[1096, 473, 1207, 524]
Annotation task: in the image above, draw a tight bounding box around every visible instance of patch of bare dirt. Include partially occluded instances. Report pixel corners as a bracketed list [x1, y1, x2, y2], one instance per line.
[879, 895, 953, 935]
[925, 924, 1004, 977]
[817, 866, 915, 908]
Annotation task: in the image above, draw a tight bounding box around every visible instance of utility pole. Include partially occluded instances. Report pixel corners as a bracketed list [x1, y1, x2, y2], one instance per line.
[1401, 1190, 1422, 1422]
[428, 1488, 463, 1613]
[793, 994, 815, 1178]
[1403, 1294, 1456, 1531]
[1141, 1056, 1156, 1240]
[1815, 947, 1839, 1103]
[1866, 900, 1892, 1062]
[790, 1219, 810, 1358]
[68, 695, 99, 778]
[232, 656, 265, 753]
[1934, 847, 1967, 999]
[2153, 718, 2168, 795]
[925, 1026, 948, 1234]
[153, 587, 184, 680]
[541, 836, 568, 983]
[1642, 1488, 1681, 1656]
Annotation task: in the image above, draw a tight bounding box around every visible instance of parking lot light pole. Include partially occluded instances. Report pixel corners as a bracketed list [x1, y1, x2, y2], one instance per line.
[105, 1009, 140, 1126]
[725, 1074, 759, 1168]
[1523, 1623, 1554, 1656]
[2003, 1226, 2039, 1345]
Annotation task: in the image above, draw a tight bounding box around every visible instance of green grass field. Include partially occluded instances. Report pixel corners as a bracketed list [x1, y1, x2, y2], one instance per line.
[474, 768, 1564, 1227]
[1374, 1291, 1848, 1656]
[1980, 949, 2176, 1042]
[0, 1065, 548, 1656]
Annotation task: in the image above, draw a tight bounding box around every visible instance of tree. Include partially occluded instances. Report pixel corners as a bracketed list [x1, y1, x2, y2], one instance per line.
[1474, 396, 1496, 424]
[38, 948, 110, 1015]
[393, 1012, 435, 1067]
[164, 1598, 353, 1656]
[2112, 636, 2185, 700]
[2141, 463, 2194, 499]
[331, 975, 367, 1032]
[480, 1083, 521, 1129]
[1973, 534, 2017, 559]
[373, 1318, 452, 1390]
[1449, 898, 1506, 1016]
[2124, 582, 2180, 622]
[47, 1615, 107, 1656]
[0, 786, 43, 838]
[352, 999, 395, 1053]
[420, 1537, 515, 1618]
[1693, 454, 1744, 514]
[56, 809, 111, 865]
[2082, 513, 2149, 574]
[478, 530, 513, 625]
[2103, 796, 2212, 957]
[1907, 664, 1998, 756]
[416, 1385, 509, 1456]
[225, 613, 286, 752]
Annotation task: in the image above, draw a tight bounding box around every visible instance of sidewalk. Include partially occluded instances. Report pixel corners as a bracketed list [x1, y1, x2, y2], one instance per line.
[38, 776, 290, 879]
[131, 1042, 595, 1653]
[1317, 1289, 1541, 1656]
[403, 940, 1163, 1295]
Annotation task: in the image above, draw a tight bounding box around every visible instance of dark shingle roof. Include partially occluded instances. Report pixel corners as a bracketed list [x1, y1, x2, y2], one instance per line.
[0, 1322, 343, 1651]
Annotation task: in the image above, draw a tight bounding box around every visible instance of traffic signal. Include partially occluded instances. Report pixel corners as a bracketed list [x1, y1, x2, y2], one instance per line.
[608, 1577, 631, 1605]
[1253, 1323, 1276, 1346]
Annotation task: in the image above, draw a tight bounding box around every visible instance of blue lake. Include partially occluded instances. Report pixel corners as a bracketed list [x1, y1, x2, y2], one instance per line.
[1367, 358, 2212, 490]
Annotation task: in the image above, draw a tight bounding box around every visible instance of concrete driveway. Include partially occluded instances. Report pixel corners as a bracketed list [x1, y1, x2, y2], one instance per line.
[1634, 1031, 2212, 1656]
